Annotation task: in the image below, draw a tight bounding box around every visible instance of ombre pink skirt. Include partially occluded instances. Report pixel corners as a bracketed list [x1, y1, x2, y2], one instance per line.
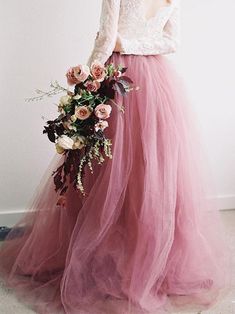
[0, 52, 232, 314]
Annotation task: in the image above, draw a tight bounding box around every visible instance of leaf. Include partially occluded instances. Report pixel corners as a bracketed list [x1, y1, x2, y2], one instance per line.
[55, 124, 65, 136]
[120, 67, 128, 73]
[53, 171, 63, 190]
[118, 76, 133, 84]
[113, 82, 126, 96]
[47, 120, 55, 125]
[100, 82, 115, 99]
[60, 186, 68, 195]
[47, 130, 56, 143]
[43, 125, 56, 142]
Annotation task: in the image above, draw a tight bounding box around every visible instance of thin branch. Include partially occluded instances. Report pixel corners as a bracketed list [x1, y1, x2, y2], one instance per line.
[109, 99, 125, 113]
[25, 80, 69, 102]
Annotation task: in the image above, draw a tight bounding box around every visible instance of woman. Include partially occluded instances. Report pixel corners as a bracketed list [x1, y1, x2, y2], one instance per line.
[0, 0, 232, 313]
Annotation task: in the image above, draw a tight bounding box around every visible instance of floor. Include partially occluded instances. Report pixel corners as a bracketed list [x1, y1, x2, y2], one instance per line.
[0, 210, 234, 314]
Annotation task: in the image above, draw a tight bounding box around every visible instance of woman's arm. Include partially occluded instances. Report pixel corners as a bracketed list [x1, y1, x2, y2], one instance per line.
[86, 0, 121, 67]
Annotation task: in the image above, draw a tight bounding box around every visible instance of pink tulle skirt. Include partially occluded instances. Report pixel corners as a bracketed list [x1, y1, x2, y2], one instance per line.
[0, 52, 232, 314]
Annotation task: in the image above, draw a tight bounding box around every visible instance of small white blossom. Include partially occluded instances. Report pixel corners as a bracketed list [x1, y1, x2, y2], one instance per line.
[56, 135, 74, 150]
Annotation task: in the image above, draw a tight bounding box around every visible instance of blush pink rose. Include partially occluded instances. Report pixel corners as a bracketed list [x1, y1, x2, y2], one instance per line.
[90, 60, 107, 82]
[113, 70, 122, 78]
[66, 67, 78, 85]
[94, 103, 112, 119]
[84, 80, 101, 92]
[75, 105, 92, 120]
[66, 65, 90, 85]
[94, 120, 109, 132]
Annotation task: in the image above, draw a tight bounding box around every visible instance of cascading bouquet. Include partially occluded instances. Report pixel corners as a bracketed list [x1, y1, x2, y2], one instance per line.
[26, 60, 138, 196]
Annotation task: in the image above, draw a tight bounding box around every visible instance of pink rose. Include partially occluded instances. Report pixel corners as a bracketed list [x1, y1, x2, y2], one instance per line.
[90, 60, 107, 82]
[66, 65, 90, 85]
[113, 70, 122, 78]
[94, 120, 109, 132]
[75, 105, 92, 120]
[94, 103, 112, 119]
[66, 67, 78, 85]
[84, 80, 101, 92]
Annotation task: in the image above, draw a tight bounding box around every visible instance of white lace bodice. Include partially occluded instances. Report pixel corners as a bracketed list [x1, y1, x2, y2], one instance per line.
[86, 0, 180, 67]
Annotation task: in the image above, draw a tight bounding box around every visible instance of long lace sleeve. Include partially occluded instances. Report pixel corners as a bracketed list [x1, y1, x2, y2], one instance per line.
[119, 3, 180, 55]
[86, 0, 121, 67]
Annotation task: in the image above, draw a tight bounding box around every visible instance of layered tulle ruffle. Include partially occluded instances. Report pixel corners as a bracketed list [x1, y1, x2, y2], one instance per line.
[0, 52, 232, 314]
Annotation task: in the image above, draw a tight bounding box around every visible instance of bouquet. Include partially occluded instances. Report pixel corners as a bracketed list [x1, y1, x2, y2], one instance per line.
[27, 60, 138, 196]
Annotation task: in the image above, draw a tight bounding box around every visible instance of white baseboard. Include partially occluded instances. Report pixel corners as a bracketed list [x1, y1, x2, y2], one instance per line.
[0, 195, 235, 227]
[0, 209, 27, 227]
[215, 194, 235, 211]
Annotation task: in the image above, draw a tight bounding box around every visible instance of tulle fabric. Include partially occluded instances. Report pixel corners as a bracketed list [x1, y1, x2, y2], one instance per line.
[0, 52, 232, 314]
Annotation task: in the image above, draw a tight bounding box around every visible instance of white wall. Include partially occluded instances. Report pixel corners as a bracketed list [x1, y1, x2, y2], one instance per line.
[0, 0, 235, 226]
[174, 0, 235, 210]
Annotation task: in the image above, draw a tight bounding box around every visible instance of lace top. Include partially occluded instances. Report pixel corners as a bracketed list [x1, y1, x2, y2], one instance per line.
[86, 0, 180, 67]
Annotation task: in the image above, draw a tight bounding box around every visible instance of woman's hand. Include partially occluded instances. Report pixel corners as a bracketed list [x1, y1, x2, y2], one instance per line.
[113, 35, 123, 52]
